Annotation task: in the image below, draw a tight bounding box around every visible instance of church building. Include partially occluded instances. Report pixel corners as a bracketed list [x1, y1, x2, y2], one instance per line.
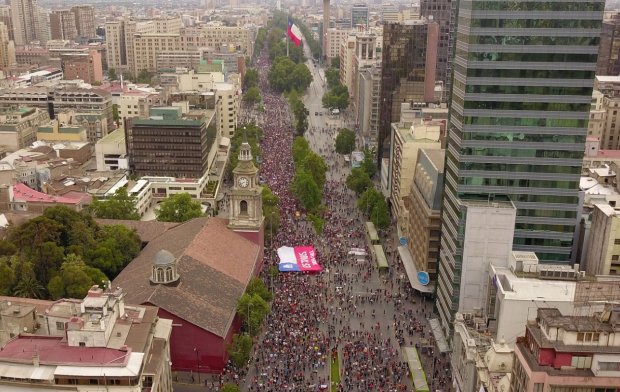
[112, 140, 264, 373]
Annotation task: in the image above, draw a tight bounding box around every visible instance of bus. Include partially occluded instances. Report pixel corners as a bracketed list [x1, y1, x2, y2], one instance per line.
[372, 244, 389, 271]
[365, 221, 380, 245]
[403, 347, 429, 392]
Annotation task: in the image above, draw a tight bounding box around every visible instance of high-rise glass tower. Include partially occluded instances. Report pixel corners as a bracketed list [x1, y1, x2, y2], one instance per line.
[437, 0, 604, 333]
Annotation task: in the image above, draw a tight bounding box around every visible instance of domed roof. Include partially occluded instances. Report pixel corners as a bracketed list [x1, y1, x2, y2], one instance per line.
[154, 249, 175, 266]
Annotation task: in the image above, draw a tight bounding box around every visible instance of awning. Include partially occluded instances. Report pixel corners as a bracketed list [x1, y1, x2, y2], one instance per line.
[429, 318, 451, 353]
[398, 246, 434, 293]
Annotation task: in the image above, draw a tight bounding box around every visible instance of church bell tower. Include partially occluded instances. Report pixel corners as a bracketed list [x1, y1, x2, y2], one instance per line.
[228, 138, 263, 233]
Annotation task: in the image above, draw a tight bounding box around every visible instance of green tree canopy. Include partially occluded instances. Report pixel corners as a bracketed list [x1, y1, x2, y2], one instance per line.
[243, 68, 259, 88]
[291, 171, 322, 212]
[87, 225, 141, 278]
[48, 254, 108, 300]
[292, 136, 311, 166]
[246, 277, 272, 302]
[108, 68, 117, 81]
[330, 56, 341, 69]
[357, 187, 383, 215]
[322, 84, 350, 111]
[370, 196, 391, 230]
[137, 69, 153, 84]
[237, 293, 270, 336]
[243, 86, 262, 106]
[361, 148, 377, 178]
[346, 168, 373, 195]
[301, 152, 328, 190]
[268, 56, 312, 93]
[227, 334, 253, 369]
[221, 383, 242, 392]
[325, 67, 340, 88]
[288, 92, 309, 136]
[335, 128, 357, 155]
[156, 193, 203, 223]
[89, 187, 140, 220]
[0, 257, 15, 295]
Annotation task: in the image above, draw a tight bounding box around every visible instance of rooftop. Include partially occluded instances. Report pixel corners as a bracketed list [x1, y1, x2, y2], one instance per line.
[97, 128, 126, 144]
[12, 183, 91, 205]
[492, 266, 576, 302]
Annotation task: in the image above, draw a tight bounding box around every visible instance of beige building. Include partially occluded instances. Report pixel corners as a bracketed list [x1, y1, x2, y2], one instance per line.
[400, 148, 444, 284]
[49, 10, 77, 41]
[71, 5, 95, 38]
[0, 22, 15, 69]
[0, 286, 173, 391]
[95, 128, 127, 171]
[388, 117, 442, 219]
[357, 64, 381, 149]
[0, 107, 49, 150]
[37, 119, 87, 142]
[327, 28, 352, 59]
[9, 0, 44, 45]
[117, 90, 164, 120]
[179, 25, 254, 58]
[215, 81, 240, 138]
[585, 203, 620, 275]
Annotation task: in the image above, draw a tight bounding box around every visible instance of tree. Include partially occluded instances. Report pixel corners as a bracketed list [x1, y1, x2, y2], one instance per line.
[221, 384, 241, 392]
[291, 171, 322, 212]
[13, 276, 45, 298]
[48, 254, 108, 300]
[302, 152, 328, 189]
[361, 149, 377, 178]
[243, 68, 259, 88]
[156, 193, 203, 223]
[370, 197, 391, 230]
[246, 277, 272, 302]
[137, 69, 153, 84]
[325, 67, 340, 88]
[268, 56, 312, 93]
[0, 240, 16, 256]
[322, 84, 349, 111]
[0, 257, 15, 295]
[237, 293, 270, 336]
[108, 68, 117, 81]
[357, 187, 383, 215]
[288, 92, 309, 136]
[112, 104, 119, 122]
[227, 333, 253, 368]
[330, 56, 341, 70]
[243, 86, 262, 106]
[89, 187, 140, 220]
[308, 213, 325, 234]
[335, 128, 357, 155]
[87, 225, 141, 278]
[346, 168, 373, 195]
[291, 63, 312, 91]
[292, 136, 311, 166]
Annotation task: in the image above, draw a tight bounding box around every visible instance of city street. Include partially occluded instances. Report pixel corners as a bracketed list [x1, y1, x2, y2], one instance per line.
[211, 42, 452, 392]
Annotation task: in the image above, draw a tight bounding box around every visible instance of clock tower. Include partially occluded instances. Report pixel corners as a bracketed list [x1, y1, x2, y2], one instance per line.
[228, 138, 263, 237]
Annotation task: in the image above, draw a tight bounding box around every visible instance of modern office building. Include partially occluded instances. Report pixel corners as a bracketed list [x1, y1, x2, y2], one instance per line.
[420, 0, 454, 101]
[126, 106, 216, 178]
[378, 19, 439, 163]
[49, 10, 77, 41]
[9, 0, 43, 45]
[71, 5, 96, 38]
[436, 0, 605, 337]
[351, 3, 369, 28]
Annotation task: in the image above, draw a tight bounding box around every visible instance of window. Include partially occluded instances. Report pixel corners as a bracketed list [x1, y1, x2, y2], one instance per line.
[571, 356, 592, 369]
[533, 383, 544, 392]
[598, 361, 620, 371]
[615, 239, 620, 245]
[56, 321, 64, 330]
[79, 342, 86, 347]
[240, 200, 248, 214]
[612, 255, 619, 261]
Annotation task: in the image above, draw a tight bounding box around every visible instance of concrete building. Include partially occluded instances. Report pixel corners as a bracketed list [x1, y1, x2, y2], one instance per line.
[0, 5, 15, 42]
[357, 63, 381, 149]
[0, 107, 49, 150]
[0, 86, 113, 142]
[37, 119, 87, 142]
[339, 31, 378, 119]
[71, 5, 95, 38]
[597, 12, 620, 76]
[388, 116, 441, 218]
[117, 90, 164, 120]
[327, 28, 352, 59]
[378, 19, 439, 163]
[511, 307, 620, 392]
[49, 10, 77, 41]
[215, 82, 240, 138]
[399, 148, 444, 289]
[0, 286, 173, 391]
[452, 313, 513, 392]
[95, 128, 127, 171]
[0, 22, 15, 70]
[351, 3, 369, 28]
[585, 203, 620, 276]
[420, 0, 454, 101]
[9, 0, 43, 45]
[179, 25, 254, 58]
[61, 50, 103, 84]
[127, 106, 216, 179]
[436, 0, 603, 336]
[323, 0, 330, 61]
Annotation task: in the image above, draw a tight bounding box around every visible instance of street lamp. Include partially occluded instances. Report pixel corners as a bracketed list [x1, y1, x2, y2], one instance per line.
[193, 347, 201, 384]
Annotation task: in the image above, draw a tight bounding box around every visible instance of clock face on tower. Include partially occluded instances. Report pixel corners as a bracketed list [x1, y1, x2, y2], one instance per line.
[238, 177, 249, 188]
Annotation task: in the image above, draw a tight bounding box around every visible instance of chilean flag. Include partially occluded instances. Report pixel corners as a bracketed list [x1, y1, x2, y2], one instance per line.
[287, 16, 302, 47]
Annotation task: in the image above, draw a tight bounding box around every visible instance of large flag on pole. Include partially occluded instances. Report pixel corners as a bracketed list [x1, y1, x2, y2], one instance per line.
[287, 16, 302, 47]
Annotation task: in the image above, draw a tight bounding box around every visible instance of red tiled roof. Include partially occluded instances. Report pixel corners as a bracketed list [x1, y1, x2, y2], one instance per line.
[0, 336, 130, 366]
[12, 183, 88, 205]
[596, 150, 620, 159]
[112, 217, 261, 337]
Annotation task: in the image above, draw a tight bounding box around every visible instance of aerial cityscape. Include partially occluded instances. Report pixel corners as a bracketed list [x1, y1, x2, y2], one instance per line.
[0, 0, 617, 391]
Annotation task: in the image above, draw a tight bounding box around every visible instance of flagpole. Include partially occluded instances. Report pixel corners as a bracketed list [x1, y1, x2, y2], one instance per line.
[287, 16, 290, 58]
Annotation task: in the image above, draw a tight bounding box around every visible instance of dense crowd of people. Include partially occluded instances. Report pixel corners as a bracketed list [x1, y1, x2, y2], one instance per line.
[223, 47, 453, 392]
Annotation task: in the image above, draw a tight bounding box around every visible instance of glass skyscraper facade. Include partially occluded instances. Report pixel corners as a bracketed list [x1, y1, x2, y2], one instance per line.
[436, 0, 604, 332]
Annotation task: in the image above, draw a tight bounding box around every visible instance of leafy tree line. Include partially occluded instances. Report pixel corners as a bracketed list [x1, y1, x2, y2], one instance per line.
[333, 129, 390, 229]
[290, 137, 328, 234]
[272, 10, 320, 59]
[262, 185, 280, 245]
[228, 278, 272, 369]
[0, 206, 142, 300]
[287, 91, 309, 136]
[322, 66, 349, 111]
[268, 56, 312, 93]
[242, 68, 262, 107]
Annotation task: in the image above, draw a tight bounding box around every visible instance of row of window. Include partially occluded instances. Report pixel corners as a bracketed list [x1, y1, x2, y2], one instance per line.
[459, 147, 584, 159]
[467, 17, 601, 29]
[461, 132, 585, 144]
[458, 33, 599, 47]
[463, 100, 590, 113]
[469, 1, 604, 12]
[459, 177, 579, 192]
[460, 83, 592, 96]
[455, 63, 595, 80]
[465, 52, 598, 64]
[453, 112, 588, 128]
[459, 162, 581, 174]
